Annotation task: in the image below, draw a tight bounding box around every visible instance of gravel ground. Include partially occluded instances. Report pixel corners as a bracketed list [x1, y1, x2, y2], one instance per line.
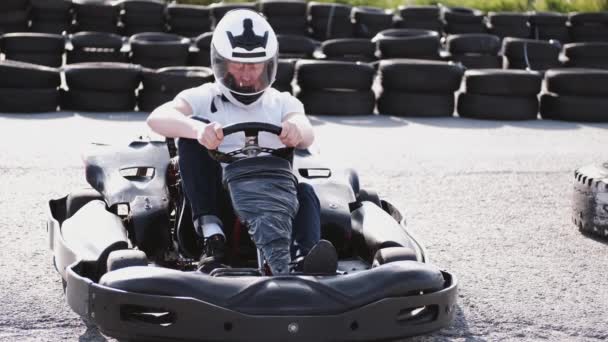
[0, 112, 607, 342]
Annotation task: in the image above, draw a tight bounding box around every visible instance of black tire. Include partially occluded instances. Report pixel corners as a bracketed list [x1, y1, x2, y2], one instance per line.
[267, 16, 308, 36]
[445, 22, 487, 34]
[540, 93, 608, 122]
[4, 53, 63, 68]
[378, 91, 454, 117]
[563, 42, 608, 60]
[141, 66, 213, 92]
[309, 16, 354, 40]
[73, 0, 120, 19]
[502, 37, 561, 59]
[106, 249, 148, 272]
[488, 12, 529, 26]
[307, 2, 352, 18]
[572, 162, 608, 239]
[320, 38, 375, 59]
[168, 17, 212, 32]
[167, 3, 211, 19]
[464, 69, 542, 96]
[73, 21, 121, 34]
[272, 83, 292, 94]
[357, 188, 382, 207]
[504, 57, 562, 71]
[30, 21, 71, 35]
[450, 54, 503, 69]
[564, 58, 608, 70]
[444, 8, 485, 24]
[0, 88, 59, 113]
[397, 5, 440, 20]
[457, 93, 539, 120]
[488, 24, 532, 39]
[379, 59, 464, 93]
[64, 62, 142, 92]
[130, 32, 191, 51]
[276, 59, 295, 87]
[0, 33, 65, 53]
[70, 31, 124, 50]
[65, 188, 104, 219]
[117, 0, 165, 14]
[210, 3, 256, 22]
[0, 10, 29, 33]
[0, 60, 61, 88]
[531, 25, 570, 43]
[529, 12, 567, 26]
[0, 0, 28, 11]
[61, 88, 137, 112]
[569, 24, 608, 42]
[30, 0, 72, 11]
[569, 12, 608, 26]
[66, 50, 129, 64]
[373, 246, 418, 266]
[393, 18, 444, 33]
[544, 68, 608, 96]
[296, 89, 375, 115]
[296, 60, 375, 90]
[352, 7, 393, 26]
[374, 29, 441, 59]
[446, 33, 501, 55]
[277, 34, 317, 58]
[137, 88, 175, 112]
[259, 0, 307, 16]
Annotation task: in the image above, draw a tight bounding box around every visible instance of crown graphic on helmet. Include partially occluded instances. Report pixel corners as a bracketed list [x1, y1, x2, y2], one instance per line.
[227, 19, 269, 58]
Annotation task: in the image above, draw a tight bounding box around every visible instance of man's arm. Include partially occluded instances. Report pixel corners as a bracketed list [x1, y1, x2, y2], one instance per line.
[146, 98, 224, 149]
[280, 112, 314, 149]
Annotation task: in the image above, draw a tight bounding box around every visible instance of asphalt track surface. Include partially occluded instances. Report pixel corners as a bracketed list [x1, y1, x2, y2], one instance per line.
[0, 111, 607, 342]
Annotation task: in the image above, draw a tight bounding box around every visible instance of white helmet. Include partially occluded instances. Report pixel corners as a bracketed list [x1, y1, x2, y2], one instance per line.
[211, 9, 278, 107]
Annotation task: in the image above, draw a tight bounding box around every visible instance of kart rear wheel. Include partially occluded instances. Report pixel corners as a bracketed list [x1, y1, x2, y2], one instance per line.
[358, 188, 381, 207]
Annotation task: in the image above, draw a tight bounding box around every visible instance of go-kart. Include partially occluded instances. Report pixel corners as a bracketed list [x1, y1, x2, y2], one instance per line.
[47, 122, 458, 341]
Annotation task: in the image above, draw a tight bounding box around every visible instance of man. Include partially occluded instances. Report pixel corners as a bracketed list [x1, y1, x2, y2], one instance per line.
[147, 9, 337, 275]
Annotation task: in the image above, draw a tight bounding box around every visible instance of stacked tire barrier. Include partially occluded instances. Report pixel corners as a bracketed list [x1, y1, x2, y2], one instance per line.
[502, 37, 561, 71]
[443, 7, 486, 34]
[568, 12, 608, 42]
[395, 5, 443, 33]
[377, 59, 463, 117]
[30, 0, 72, 34]
[295, 60, 375, 115]
[138, 66, 213, 112]
[563, 42, 608, 69]
[320, 38, 376, 62]
[446, 34, 502, 69]
[167, 3, 211, 38]
[308, 2, 353, 41]
[529, 12, 569, 43]
[72, 0, 121, 34]
[352, 7, 393, 39]
[116, 0, 166, 36]
[277, 35, 317, 59]
[487, 12, 531, 39]
[540, 68, 608, 122]
[572, 162, 608, 240]
[0, 33, 65, 68]
[0, 0, 29, 33]
[273, 59, 296, 94]
[61, 62, 141, 111]
[129, 33, 190, 69]
[259, 0, 308, 36]
[0, 60, 60, 112]
[190, 32, 212, 67]
[373, 29, 440, 60]
[67, 32, 127, 64]
[458, 69, 542, 120]
[210, 2, 256, 23]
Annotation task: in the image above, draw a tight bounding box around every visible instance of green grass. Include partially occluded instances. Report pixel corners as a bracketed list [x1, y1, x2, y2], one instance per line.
[175, 0, 608, 12]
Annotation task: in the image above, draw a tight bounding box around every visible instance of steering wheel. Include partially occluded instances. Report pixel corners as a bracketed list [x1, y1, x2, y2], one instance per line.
[203, 121, 294, 163]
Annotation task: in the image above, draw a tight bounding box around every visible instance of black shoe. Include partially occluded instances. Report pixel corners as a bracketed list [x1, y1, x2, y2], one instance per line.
[292, 239, 338, 275]
[198, 234, 226, 273]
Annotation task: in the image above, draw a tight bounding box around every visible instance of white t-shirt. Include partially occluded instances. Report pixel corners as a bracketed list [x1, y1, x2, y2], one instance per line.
[176, 82, 305, 154]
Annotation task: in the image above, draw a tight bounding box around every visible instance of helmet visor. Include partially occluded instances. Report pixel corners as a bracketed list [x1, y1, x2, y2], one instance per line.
[211, 47, 277, 96]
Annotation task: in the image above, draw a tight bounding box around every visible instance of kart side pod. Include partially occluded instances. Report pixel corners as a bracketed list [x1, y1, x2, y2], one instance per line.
[50, 200, 129, 281]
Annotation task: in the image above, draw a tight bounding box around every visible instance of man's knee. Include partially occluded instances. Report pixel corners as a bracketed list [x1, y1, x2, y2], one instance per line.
[297, 183, 320, 209]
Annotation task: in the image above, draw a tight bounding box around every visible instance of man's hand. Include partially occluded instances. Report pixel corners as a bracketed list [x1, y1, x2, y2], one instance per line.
[196, 121, 224, 150]
[279, 121, 303, 147]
